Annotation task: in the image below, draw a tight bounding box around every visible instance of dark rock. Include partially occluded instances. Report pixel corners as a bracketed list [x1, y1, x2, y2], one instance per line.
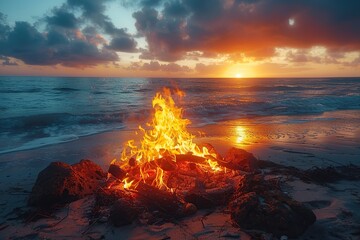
[222, 147, 257, 172]
[110, 198, 138, 227]
[108, 164, 126, 180]
[29, 160, 105, 207]
[183, 203, 197, 216]
[185, 184, 235, 209]
[229, 175, 316, 238]
[185, 192, 215, 209]
[73, 159, 106, 180]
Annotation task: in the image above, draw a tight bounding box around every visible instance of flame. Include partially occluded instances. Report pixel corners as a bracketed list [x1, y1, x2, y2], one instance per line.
[123, 177, 135, 189]
[118, 88, 223, 190]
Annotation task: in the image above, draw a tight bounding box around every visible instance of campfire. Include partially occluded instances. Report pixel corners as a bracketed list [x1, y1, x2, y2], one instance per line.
[27, 88, 317, 238]
[108, 88, 230, 192]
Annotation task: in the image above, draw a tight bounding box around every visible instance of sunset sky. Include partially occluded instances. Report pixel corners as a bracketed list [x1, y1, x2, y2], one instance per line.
[0, 0, 359, 78]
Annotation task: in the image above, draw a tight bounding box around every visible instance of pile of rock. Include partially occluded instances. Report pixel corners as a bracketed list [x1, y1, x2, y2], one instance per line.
[27, 148, 316, 238]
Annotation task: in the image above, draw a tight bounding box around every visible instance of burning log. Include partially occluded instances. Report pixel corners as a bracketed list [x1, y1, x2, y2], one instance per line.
[198, 143, 223, 160]
[155, 156, 177, 171]
[175, 154, 207, 164]
[108, 164, 126, 180]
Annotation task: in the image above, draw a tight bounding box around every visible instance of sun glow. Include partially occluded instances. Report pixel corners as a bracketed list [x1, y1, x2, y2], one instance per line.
[289, 18, 295, 26]
[235, 73, 243, 78]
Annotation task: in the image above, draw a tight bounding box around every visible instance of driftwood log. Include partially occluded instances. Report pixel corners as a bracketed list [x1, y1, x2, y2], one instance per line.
[185, 183, 235, 209]
[135, 182, 192, 216]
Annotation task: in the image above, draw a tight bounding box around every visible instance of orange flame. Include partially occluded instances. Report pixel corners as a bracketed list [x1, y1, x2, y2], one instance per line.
[118, 88, 222, 190]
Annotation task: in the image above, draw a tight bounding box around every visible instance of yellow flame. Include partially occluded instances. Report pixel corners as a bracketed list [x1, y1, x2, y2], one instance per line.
[119, 88, 222, 190]
[123, 177, 134, 189]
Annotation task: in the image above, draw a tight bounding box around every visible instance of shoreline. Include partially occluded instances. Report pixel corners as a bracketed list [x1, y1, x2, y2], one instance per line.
[0, 109, 360, 239]
[1, 109, 359, 164]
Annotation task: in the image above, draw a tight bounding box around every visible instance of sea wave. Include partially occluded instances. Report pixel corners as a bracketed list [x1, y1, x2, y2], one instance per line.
[0, 76, 359, 153]
[0, 113, 126, 154]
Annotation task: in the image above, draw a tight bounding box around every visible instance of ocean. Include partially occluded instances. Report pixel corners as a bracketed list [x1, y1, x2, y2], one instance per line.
[1, 76, 359, 154]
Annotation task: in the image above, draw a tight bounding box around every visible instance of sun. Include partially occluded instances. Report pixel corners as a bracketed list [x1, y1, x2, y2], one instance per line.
[289, 18, 295, 26]
[235, 73, 243, 78]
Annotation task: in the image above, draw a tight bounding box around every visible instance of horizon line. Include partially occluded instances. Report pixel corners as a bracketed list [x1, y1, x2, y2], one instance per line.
[0, 75, 359, 79]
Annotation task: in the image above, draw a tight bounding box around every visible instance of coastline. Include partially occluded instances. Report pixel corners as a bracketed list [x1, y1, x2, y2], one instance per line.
[0, 109, 360, 239]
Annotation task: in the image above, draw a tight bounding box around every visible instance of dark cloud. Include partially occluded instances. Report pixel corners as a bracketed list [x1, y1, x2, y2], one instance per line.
[0, 20, 118, 67]
[132, 0, 360, 62]
[46, 8, 78, 29]
[67, 0, 117, 34]
[0, 13, 10, 41]
[132, 6, 187, 61]
[128, 61, 191, 72]
[122, 0, 163, 8]
[108, 36, 137, 52]
[0, 0, 137, 67]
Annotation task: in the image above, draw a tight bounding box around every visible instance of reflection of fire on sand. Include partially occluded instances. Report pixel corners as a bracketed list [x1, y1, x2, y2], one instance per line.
[3, 89, 360, 239]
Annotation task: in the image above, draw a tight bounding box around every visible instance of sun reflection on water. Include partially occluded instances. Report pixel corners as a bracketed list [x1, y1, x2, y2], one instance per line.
[235, 126, 247, 144]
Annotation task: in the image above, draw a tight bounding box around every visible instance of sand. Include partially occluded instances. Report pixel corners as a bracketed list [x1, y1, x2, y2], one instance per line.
[0, 110, 360, 239]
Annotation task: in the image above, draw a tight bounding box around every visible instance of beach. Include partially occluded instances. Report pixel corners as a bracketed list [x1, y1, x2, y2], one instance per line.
[1, 107, 360, 239]
[1, 0, 360, 238]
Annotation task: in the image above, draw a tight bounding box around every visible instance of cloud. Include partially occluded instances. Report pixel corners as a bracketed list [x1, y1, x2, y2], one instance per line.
[0, 13, 10, 40]
[122, 0, 163, 8]
[46, 7, 78, 29]
[195, 63, 226, 75]
[0, 21, 118, 67]
[0, 55, 18, 66]
[0, 0, 137, 67]
[108, 36, 137, 52]
[131, 0, 360, 62]
[128, 61, 191, 72]
[343, 54, 360, 67]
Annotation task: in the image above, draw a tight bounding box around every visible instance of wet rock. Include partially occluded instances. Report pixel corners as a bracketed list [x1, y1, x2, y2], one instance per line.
[28, 160, 105, 207]
[222, 147, 258, 172]
[229, 175, 316, 238]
